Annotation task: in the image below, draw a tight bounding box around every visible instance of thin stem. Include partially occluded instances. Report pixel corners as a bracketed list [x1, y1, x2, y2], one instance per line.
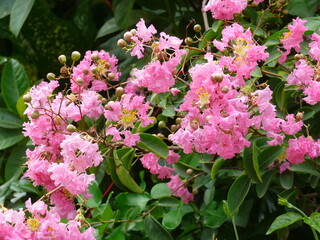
[232, 217, 239, 240]
[201, 0, 209, 31]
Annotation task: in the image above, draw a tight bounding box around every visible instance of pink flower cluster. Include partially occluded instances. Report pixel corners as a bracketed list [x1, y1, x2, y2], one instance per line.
[0, 199, 95, 239]
[140, 151, 194, 203]
[213, 23, 269, 86]
[204, 0, 247, 20]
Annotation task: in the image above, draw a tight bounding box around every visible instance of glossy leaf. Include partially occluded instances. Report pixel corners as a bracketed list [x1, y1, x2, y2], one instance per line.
[256, 170, 275, 198]
[158, 197, 180, 207]
[243, 140, 262, 183]
[116, 165, 143, 193]
[211, 158, 224, 180]
[266, 212, 303, 235]
[96, 18, 120, 39]
[151, 183, 172, 199]
[227, 174, 251, 216]
[287, 0, 319, 17]
[114, 0, 135, 29]
[258, 145, 285, 170]
[0, 128, 24, 150]
[280, 171, 294, 190]
[0, 109, 22, 129]
[304, 212, 320, 233]
[87, 181, 102, 208]
[162, 208, 182, 230]
[115, 192, 150, 215]
[10, 0, 35, 37]
[5, 144, 28, 180]
[1, 59, 29, 113]
[136, 133, 169, 159]
[145, 215, 174, 240]
[290, 161, 320, 178]
[0, 0, 14, 19]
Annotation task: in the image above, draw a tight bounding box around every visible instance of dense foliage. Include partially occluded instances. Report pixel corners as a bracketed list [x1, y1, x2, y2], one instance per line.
[1, 0, 320, 239]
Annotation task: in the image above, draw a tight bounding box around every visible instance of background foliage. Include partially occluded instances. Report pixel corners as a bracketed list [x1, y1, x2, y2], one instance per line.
[1, 0, 320, 239]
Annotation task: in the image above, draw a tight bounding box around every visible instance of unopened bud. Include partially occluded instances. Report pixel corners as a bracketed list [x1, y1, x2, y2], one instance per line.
[76, 77, 84, 85]
[186, 168, 193, 175]
[192, 188, 199, 195]
[91, 66, 98, 74]
[117, 39, 127, 48]
[23, 94, 31, 103]
[58, 55, 67, 64]
[91, 53, 99, 61]
[158, 121, 166, 129]
[211, 73, 224, 83]
[157, 133, 165, 139]
[66, 124, 77, 132]
[193, 24, 202, 33]
[47, 72, 56, 80]
[123, 31, 133, 41]
[101, 98, 107, 104]
[71, 51, 81, 61]
[130, 29, 137, 36]
[294, 54, 305, 60]
[190, 118, 199, 130]
[31, 111, 40, 119]
[175, 117, 182, 124]
[116, 87, 124, 98]
[105, 101, 114, 110]
[184, 37, 193, 45]
[108, 72, 115, 80]
[220, 86, 229, 93]
[60, 66, 68, 77]
[295, 112, 304, 121]
[171, 124, 178, 131]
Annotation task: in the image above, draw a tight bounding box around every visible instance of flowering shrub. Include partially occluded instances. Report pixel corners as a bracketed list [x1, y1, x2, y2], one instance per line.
[2, 0, 320, 239]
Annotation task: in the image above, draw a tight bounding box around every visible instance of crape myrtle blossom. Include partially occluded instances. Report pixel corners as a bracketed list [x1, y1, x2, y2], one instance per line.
[0, 199, 95, 240]
[204, 0, 247, 20]
[309, 33, 320, 61]
[213, 23, 269, 86]
[71, 50, 121, 93]
[170, 54, 251, 159]
[286, 59, 320, 105]
[279, 17, 308, 63]
[250, 87, 303, 145]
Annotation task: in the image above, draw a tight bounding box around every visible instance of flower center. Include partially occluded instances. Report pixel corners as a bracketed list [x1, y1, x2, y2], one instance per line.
[27, 218, 40, 232]
[196, 88, 211, 108]
[120, 109, 138, 128]
[233, 38, 250, 61]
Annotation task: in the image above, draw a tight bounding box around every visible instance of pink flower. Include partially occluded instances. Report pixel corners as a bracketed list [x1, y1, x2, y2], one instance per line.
[309, 33, 320, 61]
[140, 153, 174, 179]
[286, 136, 319, 164]
[122, 131, 140, 147]
[279, 17, 308, 63]
[167, 175, 194, 204]
[131, 19, 157, 59]
[204, 0, 247, 20]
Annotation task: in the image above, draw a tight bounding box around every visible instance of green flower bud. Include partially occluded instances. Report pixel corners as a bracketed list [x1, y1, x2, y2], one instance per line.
[123, 31, 133, 41]
[58, 55, 67, 64]
[31, 111, 40, 119]
[116, 87, 124, 98]
[71, 51, 81, 61]
[158, 121, 166, 129]
[46, 72, 56, 80]
[91, 53, 99, 61]
[117, 39, 127, 48]
[23, 94, 32, 103]
[184, 37, 193, 45]
[66, 124, 77, 132]
[193, 24, 202, 33]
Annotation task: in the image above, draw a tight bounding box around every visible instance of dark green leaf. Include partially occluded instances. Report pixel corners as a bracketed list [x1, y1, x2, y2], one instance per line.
[290, 161, 320, 178]
[258, 145, 285, 169]
[145, 215, 174, 240]
[0, 0, 14, 19]
[115, 192, 150, 214]
[87, 181, 102, 208]
[1, 59, 30, 113]
[266, 212, 303, 235]
[0, 108, 22, 129]
[0, 128, 24, 150]
[5, 144, 28, 180]
[10, 0, 35, 37]
[158, 197, 180, 207]
[96, 18, 120, 39]
[227, 174, 251, 216]
[287, 0, 319, 17]
[211, 158, 224, 180]
[114, 0, 135, 29]
[162, 208, 182, 230]
[280, 171, 294, 190]
[136, 133, 169, 159]
[256, 170, 275, 198]
[243, 140, 262, 183]
[264, 50, 282, 67]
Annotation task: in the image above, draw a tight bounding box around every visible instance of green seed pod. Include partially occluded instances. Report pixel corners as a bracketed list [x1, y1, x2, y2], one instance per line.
[31, 111, 40, 119]
[158, 121, 166, 129]
[23, 94, 32, 103]
[193, 24, 202, 33]
[46, 72, 56, 80]
[66, 124, 77, 132]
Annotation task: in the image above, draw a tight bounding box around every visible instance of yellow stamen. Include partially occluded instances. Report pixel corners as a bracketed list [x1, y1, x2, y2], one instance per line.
[27, 218, 40, 232]
[119, 109, 138, 128]
[195, 88, 211, 108]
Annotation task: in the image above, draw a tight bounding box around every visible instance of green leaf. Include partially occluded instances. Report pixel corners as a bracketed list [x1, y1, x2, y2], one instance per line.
[211, 158, 224, 180]
[287, 0, 319, 17]
[115, 192, 150, 216]
[0, 0, 14, 19]
[0, 128, 24, 150]
[1, 59, 30, 113]
[145, 215, 174, 240]
[162, 208, 182, 230]
[258, 145, 285, 170]
[87, 181, 102, 208]
[0, 108, 22, 129]
[162, 105, 175, 118]
[5, 144, 28, 180]
[266, 212, 303, 235]
[136, 133, 169, 159]
[114, 0, 135, 29]
[243, 140, 262, 183]
[227, 174, 251, 216]
[290, 161, 320, 178]
[10, 0, 35, 37]
[256, 170, 275, 198]
[304, 212, 320, 233]
[250, 66, 262, 78]
[264, 50, 282, 67]
[116, 165, 143, 193]
[280, 171, 294, 190]
[151, 183, 172, 199]
[202, 202, 227, 228]
[158, 197, 180, 207]
[96, 18, 120, 39]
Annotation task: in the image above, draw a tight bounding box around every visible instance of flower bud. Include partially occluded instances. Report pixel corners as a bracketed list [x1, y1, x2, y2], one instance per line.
[186, 168, 193, 175]
[184, 37, 193, 45]
[294, 53, 305, 60]
[295, 112, 304, 121]
[58, 55, 67, 64]
[130, 29, 137, 36]
[175, 117, 182, 124]
[60, 66, 69, 77]
[101, 98, 108, 104]
[220, 86, 229, 93]
[91, 53, 99, 61]
[192, 188, 199, 195]
[158, 121, 166, 129]
[108, 72, 115, 80]
[193, 24, 202, 33]
[211, 73, 224, 83]
[23, 94, 32, 103]
[82, 69, 89, 75]
[71, 51, 81, 61]
[116, 87, 124, 98]
[123, 31, 133, 41]
[46, 72, 56, 80]
[190, 118, 199, 130]
[157, 133, 165, 139]
[91, 66, 98, 74]
[66, 124, 77, 132]
[31, 111, 40, 119]
[76, 77, 84, 85]
[105, 102, 113, 110]
[117, 39, 127, 48]
[171, 124, 178, 131]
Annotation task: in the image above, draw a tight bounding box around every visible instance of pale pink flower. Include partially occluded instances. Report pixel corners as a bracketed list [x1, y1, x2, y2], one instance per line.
[204, 0, 247, 20]
[122, 130, 140, 147]
[140, 153, 174, 179]
[309, 33, 320, 61]
[286, 136, 319, 164]
[167, 175, 194, 204]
